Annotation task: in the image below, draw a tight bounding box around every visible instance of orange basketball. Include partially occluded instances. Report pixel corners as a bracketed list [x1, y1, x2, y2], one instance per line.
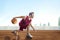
[11, 18, 17, 24]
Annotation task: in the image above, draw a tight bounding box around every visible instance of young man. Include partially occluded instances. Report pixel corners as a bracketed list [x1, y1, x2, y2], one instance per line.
[12, 12, 35, 38]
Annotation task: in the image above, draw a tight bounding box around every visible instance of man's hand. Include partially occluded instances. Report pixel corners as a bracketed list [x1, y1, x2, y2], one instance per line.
[33, 29, 37, 32]
[30, 23, 37, 32]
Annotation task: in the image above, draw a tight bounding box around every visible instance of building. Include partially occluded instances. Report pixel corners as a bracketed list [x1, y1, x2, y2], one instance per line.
[58, 17, 60, 26]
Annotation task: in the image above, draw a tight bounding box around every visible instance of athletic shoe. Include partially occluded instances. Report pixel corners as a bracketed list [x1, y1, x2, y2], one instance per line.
[26, 33, 33, 39]
[12, 31, 16, 35]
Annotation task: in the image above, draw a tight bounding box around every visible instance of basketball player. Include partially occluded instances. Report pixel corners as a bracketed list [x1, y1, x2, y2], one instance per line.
[12, 12, 35, 38]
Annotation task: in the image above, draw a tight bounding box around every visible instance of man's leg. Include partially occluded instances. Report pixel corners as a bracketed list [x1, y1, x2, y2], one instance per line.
[27, 25, 30, 34]
[26, 24, 33, 38]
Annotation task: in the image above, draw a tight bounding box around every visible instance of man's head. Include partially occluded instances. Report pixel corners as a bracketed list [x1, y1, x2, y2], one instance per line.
[29, 12, 34, 18]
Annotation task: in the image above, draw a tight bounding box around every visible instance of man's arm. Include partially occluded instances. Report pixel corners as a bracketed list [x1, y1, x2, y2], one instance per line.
[30, 23, 35, 31]
[14, 16, 25, 19]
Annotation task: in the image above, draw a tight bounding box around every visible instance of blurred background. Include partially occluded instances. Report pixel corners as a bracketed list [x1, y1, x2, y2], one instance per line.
[0, 0, 60, 30]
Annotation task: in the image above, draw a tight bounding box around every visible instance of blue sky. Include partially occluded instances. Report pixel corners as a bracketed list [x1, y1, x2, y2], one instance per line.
[0, 0, 60, 26]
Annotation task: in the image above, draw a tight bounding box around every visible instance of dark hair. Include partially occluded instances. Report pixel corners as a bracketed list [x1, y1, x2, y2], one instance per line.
[29, 12, 34, 16]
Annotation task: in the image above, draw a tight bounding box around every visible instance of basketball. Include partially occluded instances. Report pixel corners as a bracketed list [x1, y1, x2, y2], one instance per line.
[11, 18, 17, 24]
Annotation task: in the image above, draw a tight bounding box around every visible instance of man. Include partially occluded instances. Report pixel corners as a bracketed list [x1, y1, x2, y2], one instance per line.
[12, 12, 35, 39]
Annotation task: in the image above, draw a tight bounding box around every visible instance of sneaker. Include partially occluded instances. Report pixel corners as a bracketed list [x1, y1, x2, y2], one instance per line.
[26, 33, 33, 39]
[12, 31, 16, 35]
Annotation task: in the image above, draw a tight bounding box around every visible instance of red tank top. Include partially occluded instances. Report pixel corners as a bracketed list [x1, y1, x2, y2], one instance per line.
[19, 16, 32, 31]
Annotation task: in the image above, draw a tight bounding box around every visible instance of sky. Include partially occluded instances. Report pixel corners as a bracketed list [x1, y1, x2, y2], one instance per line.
[0, 0, 60, 26]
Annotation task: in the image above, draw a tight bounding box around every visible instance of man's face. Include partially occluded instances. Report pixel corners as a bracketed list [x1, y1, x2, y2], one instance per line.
[31, 13, 34, 18]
